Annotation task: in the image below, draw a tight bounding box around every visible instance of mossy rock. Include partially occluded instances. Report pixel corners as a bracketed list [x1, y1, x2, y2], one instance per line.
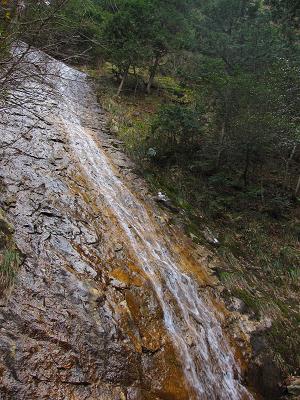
[0, 209, 14, 249]
[0, 209, 14, 235]
[0, 208, 22, 297]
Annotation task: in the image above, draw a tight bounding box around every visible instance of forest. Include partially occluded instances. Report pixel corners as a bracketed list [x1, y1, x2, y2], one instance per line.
[1, 0, 300, 192]
[0, 0, 299, 398]
[1, 0, 299, 198]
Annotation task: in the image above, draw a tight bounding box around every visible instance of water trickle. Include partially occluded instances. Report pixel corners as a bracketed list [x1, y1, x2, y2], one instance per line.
[0, 45, 254, 399]
[55, 64, 252, 399]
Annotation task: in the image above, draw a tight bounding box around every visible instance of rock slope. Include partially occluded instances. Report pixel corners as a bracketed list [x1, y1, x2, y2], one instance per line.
[0, 45, 253, 400]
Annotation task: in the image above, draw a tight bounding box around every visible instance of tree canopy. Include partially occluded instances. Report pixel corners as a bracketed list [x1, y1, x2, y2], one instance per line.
[1, 0, 299, 194]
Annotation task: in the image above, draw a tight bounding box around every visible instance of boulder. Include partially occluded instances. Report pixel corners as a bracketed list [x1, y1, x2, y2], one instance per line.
[287, 377, 300, 396]
[154, 192, 180, 213]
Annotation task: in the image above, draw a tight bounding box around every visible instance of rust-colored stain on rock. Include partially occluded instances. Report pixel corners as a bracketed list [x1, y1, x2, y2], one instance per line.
[0, 45, 255, 400]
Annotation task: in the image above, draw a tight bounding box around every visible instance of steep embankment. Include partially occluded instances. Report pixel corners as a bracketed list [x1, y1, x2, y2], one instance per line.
[0, 46, 254, 399]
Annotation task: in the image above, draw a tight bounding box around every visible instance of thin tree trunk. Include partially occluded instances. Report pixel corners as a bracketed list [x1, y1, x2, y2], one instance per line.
[216, 121, 226, 169]
[243, 144, 250, 187]
[117, 67, 129, 96]
[133, 66, 139, 98]
[146, 56, 159, 94]
[260, 179, 265, 205]
[285, 143, 297, 185]
[295, 175, 300, 198]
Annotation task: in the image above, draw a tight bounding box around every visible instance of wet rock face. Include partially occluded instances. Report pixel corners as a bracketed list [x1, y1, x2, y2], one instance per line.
[0, 47, 189, 400]
[0, 46, 253, 400]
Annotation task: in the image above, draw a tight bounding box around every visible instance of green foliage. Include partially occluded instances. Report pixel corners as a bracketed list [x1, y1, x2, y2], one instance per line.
[196, 0, 287, 71]
[101, 0, 153, 73]
[0, 210, 21, 295]
[150, 104, 202, 160]
[100, 0, 194, 92]
[265, 0, 300, 44]
[233, 288, 262, 316]
[0, 249, 20, 290]
[21, 0, 105, 63]
[170, 0, 300, 191]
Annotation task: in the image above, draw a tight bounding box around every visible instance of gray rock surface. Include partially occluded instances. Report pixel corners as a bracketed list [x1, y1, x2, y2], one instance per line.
[0, 46, 188, 400]
[0, 45, 254, 400]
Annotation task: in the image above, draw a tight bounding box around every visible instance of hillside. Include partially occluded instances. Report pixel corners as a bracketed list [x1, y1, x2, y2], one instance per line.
[0, 1, 299, 399]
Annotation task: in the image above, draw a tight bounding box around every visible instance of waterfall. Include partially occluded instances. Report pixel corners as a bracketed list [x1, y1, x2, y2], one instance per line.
[0, 45, 253, 399]
[57, 65, 252, 399]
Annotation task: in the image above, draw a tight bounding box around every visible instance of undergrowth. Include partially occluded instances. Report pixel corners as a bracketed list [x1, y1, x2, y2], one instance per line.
[0, 249, 20, 290]
[0, 208, 21, 296]
[91, 64, 300, 378]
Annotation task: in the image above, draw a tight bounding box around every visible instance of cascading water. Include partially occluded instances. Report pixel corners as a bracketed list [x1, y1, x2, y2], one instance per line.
[57, 66, 252, 400]
[0, 45, 254, 399]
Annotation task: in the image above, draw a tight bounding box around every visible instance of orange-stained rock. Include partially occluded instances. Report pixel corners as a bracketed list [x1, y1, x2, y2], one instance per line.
[0, 45, 255, 400]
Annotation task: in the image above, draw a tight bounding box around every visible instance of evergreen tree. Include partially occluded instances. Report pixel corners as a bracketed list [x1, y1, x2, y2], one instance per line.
[101, 0, 193, 94]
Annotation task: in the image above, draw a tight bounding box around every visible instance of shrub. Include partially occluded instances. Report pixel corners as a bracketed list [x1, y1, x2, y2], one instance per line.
[149, 104, 203, 162]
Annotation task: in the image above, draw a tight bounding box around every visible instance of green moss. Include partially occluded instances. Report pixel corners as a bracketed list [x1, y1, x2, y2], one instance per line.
[267, 320, 300, 372]
[0, 249, 20, 289]
[0, 208, 22, 295]
[232, 289, 261, 317]
[218, 271, 240, 285]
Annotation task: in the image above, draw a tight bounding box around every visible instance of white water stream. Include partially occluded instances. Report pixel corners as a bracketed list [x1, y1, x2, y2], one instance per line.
[6, 44, 253, 399]
[55, 62, 253, 400]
